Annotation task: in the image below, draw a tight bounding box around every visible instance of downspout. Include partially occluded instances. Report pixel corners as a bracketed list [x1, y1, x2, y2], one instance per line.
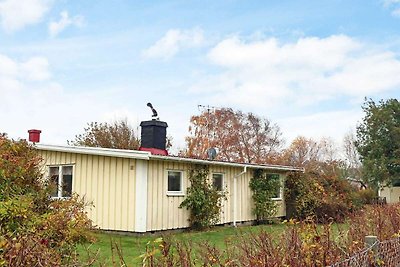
[233, 166, 247, 227]
[377, 182, 381, 197]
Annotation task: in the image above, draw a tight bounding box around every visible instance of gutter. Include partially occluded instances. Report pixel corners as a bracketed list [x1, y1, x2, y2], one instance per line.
[150, 154, 303, 172]
[233, 166, 247, 227]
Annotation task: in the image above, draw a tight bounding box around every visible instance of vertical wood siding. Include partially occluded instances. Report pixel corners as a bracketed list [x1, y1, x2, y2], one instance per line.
[39, 149, 287, 232]
[38, 150, 136, 232]
[146, 160, 190, 231]
[146, 160, 287, 231]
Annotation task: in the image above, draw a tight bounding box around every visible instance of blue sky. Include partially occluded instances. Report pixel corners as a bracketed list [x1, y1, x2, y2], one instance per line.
[1, 0, 400, 152]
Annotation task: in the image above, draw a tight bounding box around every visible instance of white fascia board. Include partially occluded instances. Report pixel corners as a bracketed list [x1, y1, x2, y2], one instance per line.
[35, 144, 150, 160]
[149, 155, 304, 172]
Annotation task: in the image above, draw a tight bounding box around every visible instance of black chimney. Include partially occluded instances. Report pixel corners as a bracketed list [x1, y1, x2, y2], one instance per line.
[139, 120, 168, 155]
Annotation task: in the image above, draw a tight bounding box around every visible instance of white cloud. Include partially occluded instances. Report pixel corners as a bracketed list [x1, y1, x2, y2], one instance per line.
[392, 8, 400, 16]
[382, 0, 400, 16]
[20, 57, 51, 81]
[384, 0, 400, 6]
[142, 28, 205, 60]
[195, 35, 400, 109]
[48, 11, 84, 37]
[0, 54, 18, 76]
[208, 35, 360, 69]
[0, 55, 50, 82]
[0, 53, 144, 146]
[0, 0, 52, 33]
[0, 54, 51, 100]
[278, 110, 363, 145]
[0, 55, 52, 130]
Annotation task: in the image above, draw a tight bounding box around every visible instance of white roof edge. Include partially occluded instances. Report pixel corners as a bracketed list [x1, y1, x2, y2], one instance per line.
[35, 144, 151, 160]
[150, 155, 304, 172]
[35, 144, 303, 172]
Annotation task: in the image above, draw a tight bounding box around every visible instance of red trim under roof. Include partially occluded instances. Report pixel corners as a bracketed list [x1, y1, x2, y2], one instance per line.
[139, 147, 168, 156]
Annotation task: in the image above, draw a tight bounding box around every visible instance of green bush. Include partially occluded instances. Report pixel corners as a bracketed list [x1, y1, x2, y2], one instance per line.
[179, 165, 226, 229]
[0, 136, 43, 201]
[353, 188, 376, 206]
[0, 195, 37, 235]
[285, 170, 356, 222]
[249, 169, 280, 222]
[285, 172, 321, 219]
[0, 135, 93, 266]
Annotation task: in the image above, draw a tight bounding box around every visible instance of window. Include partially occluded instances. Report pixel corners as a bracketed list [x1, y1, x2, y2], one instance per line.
[267, 173, 282, 199]
[49, 165, 73, 198]
[167, 170, 183, 195]
[393, 179, 400, 187]
[212, 173, 224, 191]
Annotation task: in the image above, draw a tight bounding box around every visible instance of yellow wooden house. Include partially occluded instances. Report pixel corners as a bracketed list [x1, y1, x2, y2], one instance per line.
[35, 120, 301, 233]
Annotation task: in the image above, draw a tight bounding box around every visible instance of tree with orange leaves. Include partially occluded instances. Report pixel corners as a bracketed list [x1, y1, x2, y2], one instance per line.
[281, 136, 339, 172]
[183, 108, 282, 164]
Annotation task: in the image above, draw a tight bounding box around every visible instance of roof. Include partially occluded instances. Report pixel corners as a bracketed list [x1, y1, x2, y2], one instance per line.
[35, 144, 304, 172]
[150, 154, 303, 172]
[36, 144, 150, 160]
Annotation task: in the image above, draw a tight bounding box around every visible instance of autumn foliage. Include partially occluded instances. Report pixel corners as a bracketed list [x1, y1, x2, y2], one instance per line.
[0, 133, 44, 200]
[184, 108, 283, 164]
[141, 204, 400, 267]
[281, 136, 368, 222]
[284, 170, 357, 222]
[280, 136, 338, 170]
[69, 119, 141, 150]
[0, 134, 93, 266]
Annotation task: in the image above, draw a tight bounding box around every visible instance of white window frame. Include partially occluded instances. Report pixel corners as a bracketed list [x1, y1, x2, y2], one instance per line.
[166, 170, 184, 196]
[48, 165, 74, 199]
[269, 173, 283, 201]
[212, 172, 225, 192]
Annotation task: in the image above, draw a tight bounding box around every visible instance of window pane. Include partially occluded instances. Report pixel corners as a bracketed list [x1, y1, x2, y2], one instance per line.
[267, 174, 281, 198]
[49, 167, 59, 197]
[168, 171, 182, 192]
[62, 166, 73, 197]
[393, 179, 400, 187]
[212, 174, 223, 191]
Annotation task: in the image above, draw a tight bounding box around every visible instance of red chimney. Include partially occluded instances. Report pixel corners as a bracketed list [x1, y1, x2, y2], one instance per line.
[28, 129, 41, 143]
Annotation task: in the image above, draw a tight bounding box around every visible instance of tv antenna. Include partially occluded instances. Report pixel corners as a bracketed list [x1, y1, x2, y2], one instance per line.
[198, 104, 219, 160]
[197, 104, 217, 134]
[197, 104, 217, 113]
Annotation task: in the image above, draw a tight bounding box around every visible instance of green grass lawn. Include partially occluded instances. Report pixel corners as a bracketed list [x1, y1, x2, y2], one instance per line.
[76, 223, 287, 266]
[76, 222, 348, 266]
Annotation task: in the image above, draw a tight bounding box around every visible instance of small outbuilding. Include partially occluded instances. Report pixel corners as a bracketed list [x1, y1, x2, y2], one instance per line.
[379, 181, 400, 203]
